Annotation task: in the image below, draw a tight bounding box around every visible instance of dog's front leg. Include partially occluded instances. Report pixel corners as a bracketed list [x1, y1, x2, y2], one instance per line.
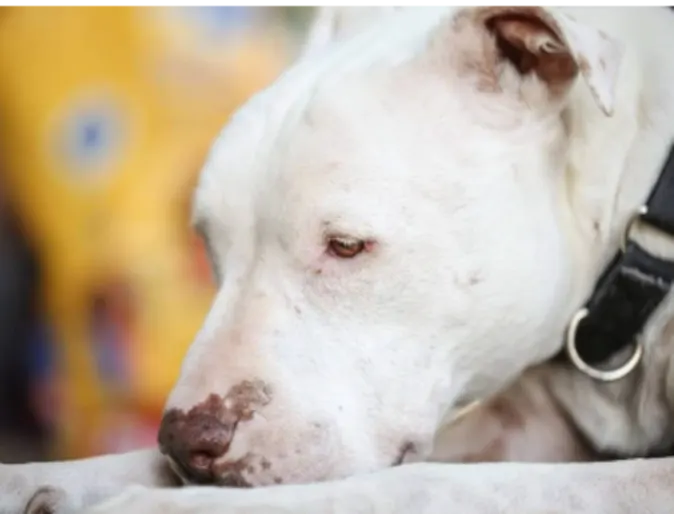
[0, 448, 178, 514]
[80, 457, 674, 514]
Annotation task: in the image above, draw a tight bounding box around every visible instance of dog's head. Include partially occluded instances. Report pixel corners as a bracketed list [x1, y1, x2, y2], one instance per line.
[158, 6, 625, 486]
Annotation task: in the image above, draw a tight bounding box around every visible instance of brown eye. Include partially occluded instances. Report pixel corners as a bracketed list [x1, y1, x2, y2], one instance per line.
[327, 236, 366, 259]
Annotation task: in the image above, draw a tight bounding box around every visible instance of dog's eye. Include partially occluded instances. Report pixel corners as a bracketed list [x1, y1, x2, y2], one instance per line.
[327, 236, 366, 259]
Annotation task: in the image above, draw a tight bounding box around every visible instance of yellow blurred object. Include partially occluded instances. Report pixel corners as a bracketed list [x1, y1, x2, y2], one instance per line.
[0, 7, 291, 458]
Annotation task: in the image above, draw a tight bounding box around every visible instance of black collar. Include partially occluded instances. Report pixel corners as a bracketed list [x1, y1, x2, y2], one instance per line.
[561, 145, 674, 379]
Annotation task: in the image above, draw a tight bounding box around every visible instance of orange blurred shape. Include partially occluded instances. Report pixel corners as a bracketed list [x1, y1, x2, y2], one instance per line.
[0, 6, 293, 458]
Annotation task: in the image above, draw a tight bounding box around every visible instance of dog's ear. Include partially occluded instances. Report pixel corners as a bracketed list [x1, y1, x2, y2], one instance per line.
[445, 7, 623, 116]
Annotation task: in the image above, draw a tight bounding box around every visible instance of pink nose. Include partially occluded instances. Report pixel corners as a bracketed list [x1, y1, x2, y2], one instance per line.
[158, 408, 236, 484]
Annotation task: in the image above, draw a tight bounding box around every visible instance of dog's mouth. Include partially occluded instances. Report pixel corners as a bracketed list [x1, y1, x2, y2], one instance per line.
[166, 454, 199, 486]
[167, 440, 417, 488]
[166, 454, 253, 488]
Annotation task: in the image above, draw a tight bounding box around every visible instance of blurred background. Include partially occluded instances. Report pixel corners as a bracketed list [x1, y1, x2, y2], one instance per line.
[0, 6, 313, 462]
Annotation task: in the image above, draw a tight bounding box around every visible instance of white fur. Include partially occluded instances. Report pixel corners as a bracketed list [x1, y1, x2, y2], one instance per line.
[3, 6, 674, 513]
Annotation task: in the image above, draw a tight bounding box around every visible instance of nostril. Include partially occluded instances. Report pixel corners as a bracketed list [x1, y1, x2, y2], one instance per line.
[158, 408, 237, 484]
[188, 451, 215, 473]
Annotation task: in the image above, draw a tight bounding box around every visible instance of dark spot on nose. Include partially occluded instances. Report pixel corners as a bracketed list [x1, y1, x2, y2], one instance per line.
[158, 382, 272, 486]
[158, 397, 237, 484]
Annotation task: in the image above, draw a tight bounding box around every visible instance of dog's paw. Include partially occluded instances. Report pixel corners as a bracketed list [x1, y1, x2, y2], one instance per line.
[76, 486, 157, 514]
[0, 482, 78, 514]
[0, 472, 66, 514]
[0, 464, 84, 514]
[23, 487, 76, 514]
[76, 486, 297, 514]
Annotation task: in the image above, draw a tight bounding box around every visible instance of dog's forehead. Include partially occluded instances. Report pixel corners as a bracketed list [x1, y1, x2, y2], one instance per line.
[190, 84, 305, 230]
[193, 2, 448, 224]
[193, 0, 532, 230]
[191, 85, 402, 240]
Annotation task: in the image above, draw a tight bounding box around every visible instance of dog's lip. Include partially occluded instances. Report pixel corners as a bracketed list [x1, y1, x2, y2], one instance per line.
[166, 455, 193, 486]
[167, 442, 416, 486]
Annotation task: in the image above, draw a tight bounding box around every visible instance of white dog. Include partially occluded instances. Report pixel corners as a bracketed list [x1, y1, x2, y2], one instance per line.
[4, 6, 674, 513]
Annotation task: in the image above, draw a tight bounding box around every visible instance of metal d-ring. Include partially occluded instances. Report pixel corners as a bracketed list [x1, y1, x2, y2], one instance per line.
[565, 308, 644, 382]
